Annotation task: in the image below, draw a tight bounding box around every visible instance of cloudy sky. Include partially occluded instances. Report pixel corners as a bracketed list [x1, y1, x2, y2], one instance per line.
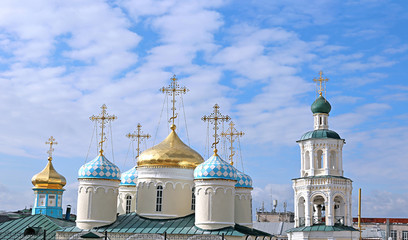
[0, 0, 407, 218]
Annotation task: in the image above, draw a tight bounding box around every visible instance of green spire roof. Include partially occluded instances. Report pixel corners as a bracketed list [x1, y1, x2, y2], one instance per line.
[298, 129, 342, 142]
[311, 95, 331, 114]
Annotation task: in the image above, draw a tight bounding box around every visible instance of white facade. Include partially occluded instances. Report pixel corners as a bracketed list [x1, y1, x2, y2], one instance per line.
[136, 167, 195, 219]
[194, 179, 236, 230]
[76, 179, 119, 229]
[234, 187, 252, 227]
[117, 186, 137, 215]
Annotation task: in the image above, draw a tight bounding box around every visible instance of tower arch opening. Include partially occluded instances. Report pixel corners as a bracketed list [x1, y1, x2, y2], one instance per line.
[311, 195, 326, 225]
[333, 195, 346, 225]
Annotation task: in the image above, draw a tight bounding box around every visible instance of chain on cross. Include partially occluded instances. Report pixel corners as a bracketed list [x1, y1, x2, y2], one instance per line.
[126, 123, 151, 160]
[90, 104, 117, 155]
[313, 71, 329, 96]
[202, 104, 231, 153]
[160, 74, 189, 128]
[221, 122, 244, 166]
[45, 136, 58, 160]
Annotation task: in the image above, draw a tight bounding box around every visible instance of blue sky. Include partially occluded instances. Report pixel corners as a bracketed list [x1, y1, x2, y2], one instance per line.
[0, 0, 407, 218]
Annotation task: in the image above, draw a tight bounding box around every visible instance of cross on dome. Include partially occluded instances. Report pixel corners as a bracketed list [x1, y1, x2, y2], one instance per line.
[221, 122, 244, 166]
[45, 136, 58, 160]
[160, 74, 189, 129]
[313, 71, 329, 96]
[202, 104, 231, 153]
[89, 104, 117, 155]
[126, 123, 151, 160]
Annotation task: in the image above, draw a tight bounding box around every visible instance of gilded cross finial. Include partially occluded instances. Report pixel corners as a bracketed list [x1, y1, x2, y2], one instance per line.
[90, 104, 117, 155]
[221, 122, 244, 165]
[45, 136, 58, 160]
[160, 74, 189, 129]
[126, 123, 151, 160]
[313, 71, 329, 96]
[202, 104, 231, 153]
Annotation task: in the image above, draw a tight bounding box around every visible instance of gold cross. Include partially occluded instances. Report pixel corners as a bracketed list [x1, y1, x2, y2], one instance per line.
[221, 122, 244, 165]
[202, 104, 231, 153]
[313, 71, 329, 96]
[126, 123, 151, 160]
[90, 104, 117, 155]
[45, 136, 58, 160]
[160, 75, 189, 129]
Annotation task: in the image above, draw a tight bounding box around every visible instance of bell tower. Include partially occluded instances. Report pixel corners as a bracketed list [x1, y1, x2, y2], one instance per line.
[288, 72, 358, 240]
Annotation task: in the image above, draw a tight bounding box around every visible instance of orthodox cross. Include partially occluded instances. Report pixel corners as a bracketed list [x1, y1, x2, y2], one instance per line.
[160, 74, 189, 128]
[202, 104, 231, 153]
[45, 136, 58, 160]
[126, 123, 151, 160]
[90, 104, 117, 155]
[313, 71, 329, 96]
[221, 122, 244, 166]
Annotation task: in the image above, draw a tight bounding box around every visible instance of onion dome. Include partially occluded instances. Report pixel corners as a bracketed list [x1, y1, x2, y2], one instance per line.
[194, 153, 237, 181]
[78, 154, 121, 181]
[299, 129, 342, 141]
[311, 95, 331, 114]
[32, 157, 66, 190]
[120, 167, 138, 186]
[138, 126, 204, 169]
[235, 170, 252, 188]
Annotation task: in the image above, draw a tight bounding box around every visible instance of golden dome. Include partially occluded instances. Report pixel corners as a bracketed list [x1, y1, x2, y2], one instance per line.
[138, 127, 204, 169]
[31, 157, 66, 189]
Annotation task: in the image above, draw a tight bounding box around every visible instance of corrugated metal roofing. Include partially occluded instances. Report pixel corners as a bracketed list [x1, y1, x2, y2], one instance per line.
[0, 214, 75, 239]
[253, 222, 295, 236]
[286, 224, 358, 232]
[61, 213, 272, 237]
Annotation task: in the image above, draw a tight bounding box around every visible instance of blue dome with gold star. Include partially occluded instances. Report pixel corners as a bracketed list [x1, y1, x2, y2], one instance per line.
[78, 154, 121, 181]
[120, 167, 138, 186]
[194, 153, 237, 181]
[235, 170, 252, 188]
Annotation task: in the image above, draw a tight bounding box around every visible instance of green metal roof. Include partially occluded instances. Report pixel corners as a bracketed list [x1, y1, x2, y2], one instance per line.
[286, 225, 358, 232]
[298, 129, 342, 141]
[0, 214, 75, 239]
[311, 95, 331, 114]
[292, 175, 352, 181]
[60, 213, 272, 237]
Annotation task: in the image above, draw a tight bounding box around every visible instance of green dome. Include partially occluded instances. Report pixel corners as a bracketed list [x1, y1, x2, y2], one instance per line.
[299, 129, 342, 141]
[311, 95, 331, 114]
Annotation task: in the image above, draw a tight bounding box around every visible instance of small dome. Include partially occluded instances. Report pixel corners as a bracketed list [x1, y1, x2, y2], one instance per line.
[299, 129, 342, 141]
[235, 170, 252, 188]
[311, 95, 331, 114]
[138, 129, 204, 169]
[194, 153, 237, 181]
[120, 167, 138, 186]
[78, 154, 121, 181]
[32, 158, 66, 189]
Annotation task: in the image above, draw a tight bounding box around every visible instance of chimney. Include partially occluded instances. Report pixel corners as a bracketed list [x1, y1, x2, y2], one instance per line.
[65, 205, 71, 221]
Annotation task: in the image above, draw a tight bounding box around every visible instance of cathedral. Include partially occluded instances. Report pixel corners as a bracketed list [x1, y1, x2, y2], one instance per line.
[5, 72, 360, 239]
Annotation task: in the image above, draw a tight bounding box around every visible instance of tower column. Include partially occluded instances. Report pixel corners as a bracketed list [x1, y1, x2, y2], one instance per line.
[324, 148, 329, 175]
[305, 194, 311, 227]
[326, 193, 333, 226]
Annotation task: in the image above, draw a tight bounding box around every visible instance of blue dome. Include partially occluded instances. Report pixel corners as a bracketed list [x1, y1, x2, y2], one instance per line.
[235, 170, 252, 188]
[78, 154, 121, 181]
[120, 167, 138, 186]
[194, 154, 237, 181]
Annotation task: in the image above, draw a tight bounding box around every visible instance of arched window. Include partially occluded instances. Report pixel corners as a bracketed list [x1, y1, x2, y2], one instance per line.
[305, 151, 310, 170]
[191, 187, 196, 210]
[316, 150, 323, 169]
[330, 150, 336, 169]
[156, 186, 163, 212]
[126, 195, 132, 214]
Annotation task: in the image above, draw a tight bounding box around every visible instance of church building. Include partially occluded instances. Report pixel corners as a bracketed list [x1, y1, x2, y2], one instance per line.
[57, 75, 271, 239]
[286, 72, 359, 240]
